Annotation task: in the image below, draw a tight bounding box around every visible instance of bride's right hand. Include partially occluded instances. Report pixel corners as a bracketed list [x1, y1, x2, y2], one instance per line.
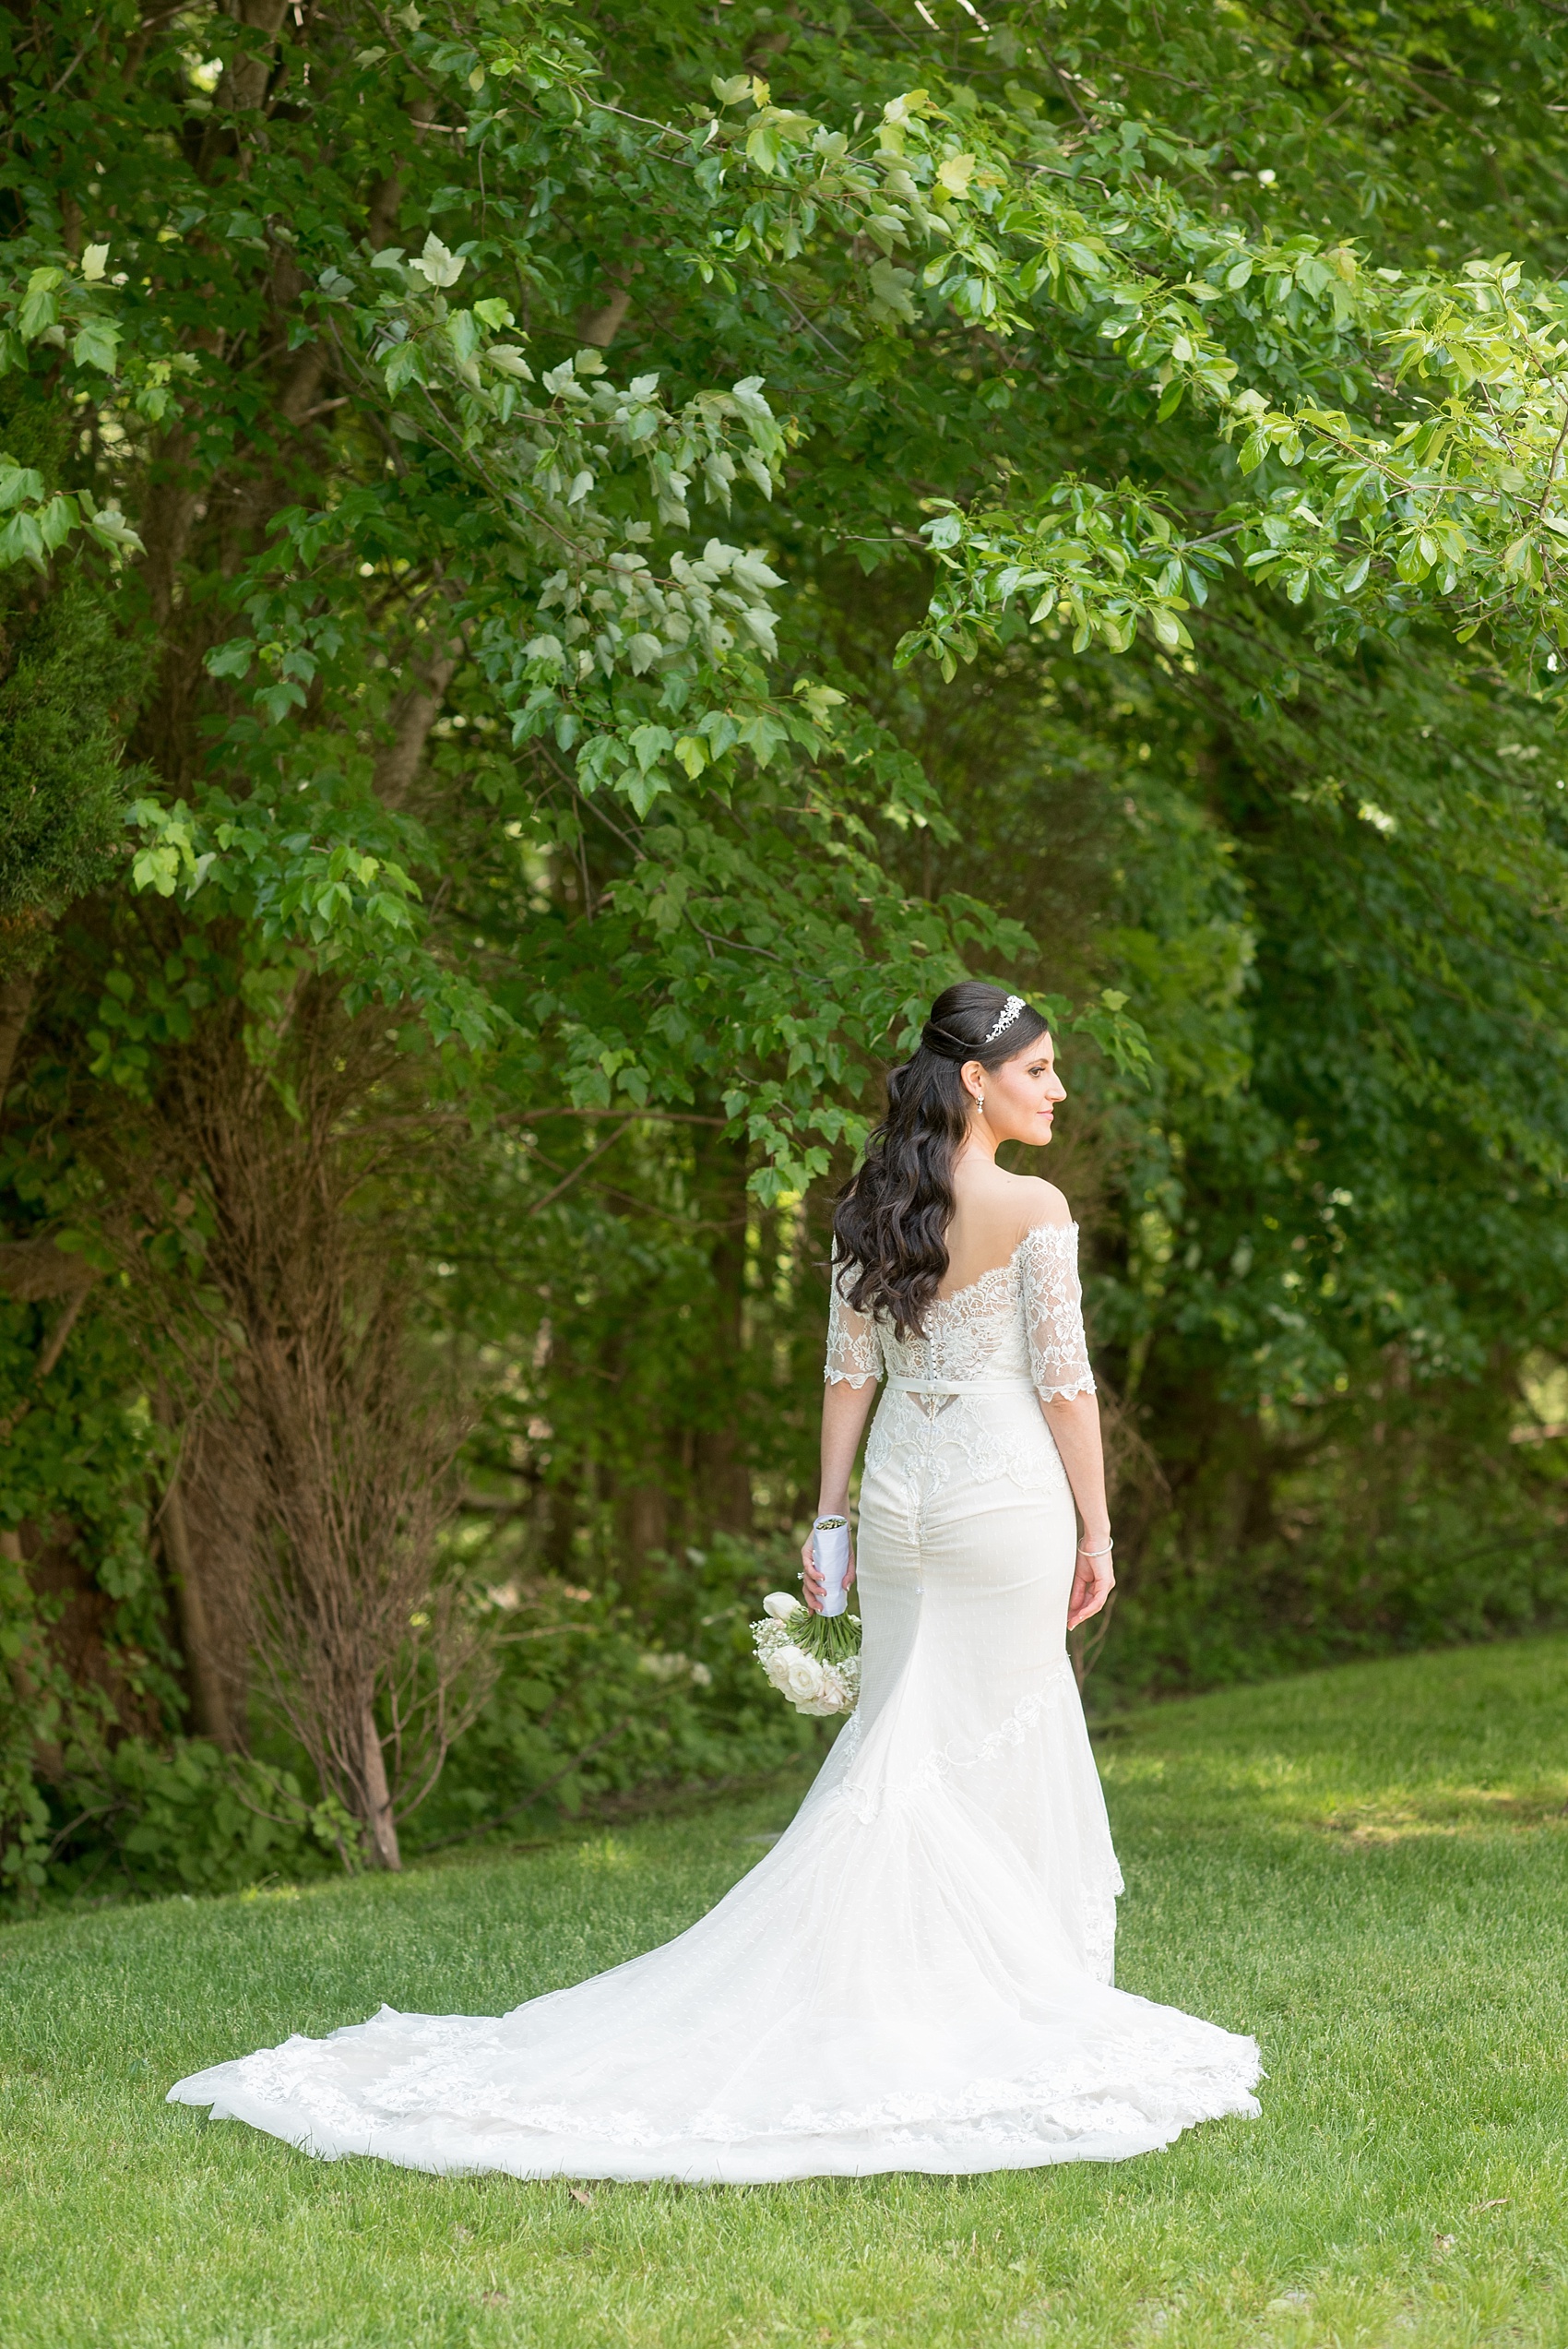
[800, 1531, 856, 1616]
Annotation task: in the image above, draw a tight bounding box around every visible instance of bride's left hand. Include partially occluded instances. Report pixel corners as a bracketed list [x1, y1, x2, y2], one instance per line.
[1066, 1543, 1114, 1629]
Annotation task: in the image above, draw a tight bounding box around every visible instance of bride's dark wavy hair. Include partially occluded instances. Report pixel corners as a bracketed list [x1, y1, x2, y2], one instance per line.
[832, 981, 1049, 1341]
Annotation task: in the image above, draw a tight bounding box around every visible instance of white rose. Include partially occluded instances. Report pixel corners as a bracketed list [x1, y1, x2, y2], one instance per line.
[767, 1645, 826, 1706]
[762, 1591, 802, 1622]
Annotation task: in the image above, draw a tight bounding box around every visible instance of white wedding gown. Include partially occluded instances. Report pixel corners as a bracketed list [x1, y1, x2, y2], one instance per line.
[169, 1222, 1262, 2179]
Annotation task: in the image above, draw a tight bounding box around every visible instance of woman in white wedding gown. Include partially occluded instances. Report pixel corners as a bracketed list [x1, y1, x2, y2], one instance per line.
[169, 982, 1261, 2180]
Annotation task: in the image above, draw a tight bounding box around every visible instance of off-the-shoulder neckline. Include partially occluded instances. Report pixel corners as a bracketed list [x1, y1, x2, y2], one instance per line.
[932, 1221, 1077, 1310]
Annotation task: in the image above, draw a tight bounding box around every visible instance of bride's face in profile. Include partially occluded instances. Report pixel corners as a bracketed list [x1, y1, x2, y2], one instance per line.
[963, 1031, 1066, 1150]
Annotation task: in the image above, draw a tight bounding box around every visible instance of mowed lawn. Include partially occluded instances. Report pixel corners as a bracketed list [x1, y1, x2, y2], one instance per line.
[3, 1638, 1567, 2349]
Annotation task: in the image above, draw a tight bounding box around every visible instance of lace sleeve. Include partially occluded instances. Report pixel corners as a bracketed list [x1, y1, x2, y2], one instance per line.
[1019, 1222, 1096, 1401]
[824, 1248, 884, 1389]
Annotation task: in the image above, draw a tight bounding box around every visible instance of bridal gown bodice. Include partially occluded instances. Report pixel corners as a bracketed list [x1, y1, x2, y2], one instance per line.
[170, 1221, 1262, 2181]
[834, 1219, 1099, 1531]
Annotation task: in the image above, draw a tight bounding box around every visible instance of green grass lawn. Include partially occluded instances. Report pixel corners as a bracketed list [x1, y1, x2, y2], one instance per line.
[3, 1636, 1567, 2349]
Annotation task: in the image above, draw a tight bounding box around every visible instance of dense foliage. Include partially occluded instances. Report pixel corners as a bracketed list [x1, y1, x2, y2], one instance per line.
[4, 0, 1568, 1902]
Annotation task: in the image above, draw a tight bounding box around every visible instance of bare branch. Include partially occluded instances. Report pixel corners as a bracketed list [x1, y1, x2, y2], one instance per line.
[0, 1236, 98, 1306]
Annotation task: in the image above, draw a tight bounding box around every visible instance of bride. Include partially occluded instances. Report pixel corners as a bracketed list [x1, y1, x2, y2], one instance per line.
[169, 981, 1262, 2180]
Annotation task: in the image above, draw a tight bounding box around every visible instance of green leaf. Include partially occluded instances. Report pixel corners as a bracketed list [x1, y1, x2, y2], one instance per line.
[72, 316, 121, 375]
[0, 462, 44, 514]
[868, 259, 918, 324]
[18, 268, 63, 340]
[384, 342, 425, 395]
[621, 766, 671, 817]
[409, 233, 466, 289]
[628, 724, 673, 774]
[207, 639, 256, 681]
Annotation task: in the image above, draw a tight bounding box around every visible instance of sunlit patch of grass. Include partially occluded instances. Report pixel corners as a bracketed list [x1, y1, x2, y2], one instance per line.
[2, 1635, 1566, 2348]
[1313, 1784, 1568, 1844]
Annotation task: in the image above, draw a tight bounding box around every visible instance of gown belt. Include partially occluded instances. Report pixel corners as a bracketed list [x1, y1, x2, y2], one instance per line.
[885, 1374, 1039, 1395]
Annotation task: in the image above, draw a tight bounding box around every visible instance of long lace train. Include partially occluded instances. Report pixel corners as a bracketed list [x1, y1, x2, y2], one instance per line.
[167, 1656, 1260, 2180]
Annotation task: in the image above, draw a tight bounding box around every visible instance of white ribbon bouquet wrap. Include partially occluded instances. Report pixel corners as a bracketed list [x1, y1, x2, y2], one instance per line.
[749, 1518, 861, 1718]
[811, 1515, 852, 1616]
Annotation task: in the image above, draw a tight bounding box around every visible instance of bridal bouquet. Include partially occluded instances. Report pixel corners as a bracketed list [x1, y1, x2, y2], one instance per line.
[751, 1592, 861, 1717]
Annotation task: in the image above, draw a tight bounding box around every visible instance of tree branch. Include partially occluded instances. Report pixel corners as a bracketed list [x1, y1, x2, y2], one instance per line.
[0, 1237, 99, 1306]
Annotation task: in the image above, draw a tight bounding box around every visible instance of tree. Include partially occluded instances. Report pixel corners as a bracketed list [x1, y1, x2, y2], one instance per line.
[4, 0, 1568, 1881]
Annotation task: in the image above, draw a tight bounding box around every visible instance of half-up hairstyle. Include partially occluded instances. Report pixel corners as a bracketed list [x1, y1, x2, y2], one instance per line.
[833, 981, 1049, 1341]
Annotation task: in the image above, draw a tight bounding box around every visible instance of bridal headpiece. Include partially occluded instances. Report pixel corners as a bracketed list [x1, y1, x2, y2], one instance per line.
[983, 994, 1027, 1045]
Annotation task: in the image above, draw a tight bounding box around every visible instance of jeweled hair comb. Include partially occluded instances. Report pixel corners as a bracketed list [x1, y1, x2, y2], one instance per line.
[983, 995, 1026, 1044]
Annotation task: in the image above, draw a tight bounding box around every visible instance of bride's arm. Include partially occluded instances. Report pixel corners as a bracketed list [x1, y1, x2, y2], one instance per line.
[1039, 1390, 1115, 1628]
[804, 1246, 883, 1609]
[1018, 1214, 1114, 1628]
[800, 1378, 877, 1610]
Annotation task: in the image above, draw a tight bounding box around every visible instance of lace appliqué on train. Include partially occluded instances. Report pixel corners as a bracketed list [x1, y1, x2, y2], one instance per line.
[831, 1661, 1077, 1823]
[830, 1660, 1124, 1985]
[213, 2005, 1259, 2161]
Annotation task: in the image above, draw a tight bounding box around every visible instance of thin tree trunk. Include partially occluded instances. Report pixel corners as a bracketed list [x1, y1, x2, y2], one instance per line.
[159, 1476, 236, 1750]
[693, 1124, 754, 1535]
[374, 649, 459, 806]
[361, 1704, 402, 1869]
[620, 1480, 669, 1595]
[576, 287, 631, 348]
[211, 0, 292, 121]
[0, 965, 37, 1109]
[175, 1413, 261, 1742]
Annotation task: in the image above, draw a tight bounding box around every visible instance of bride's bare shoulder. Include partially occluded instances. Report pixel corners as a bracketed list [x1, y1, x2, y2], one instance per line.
[951, 1162, 1072, 1258]
[1005, 1172, 1073, 1234]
